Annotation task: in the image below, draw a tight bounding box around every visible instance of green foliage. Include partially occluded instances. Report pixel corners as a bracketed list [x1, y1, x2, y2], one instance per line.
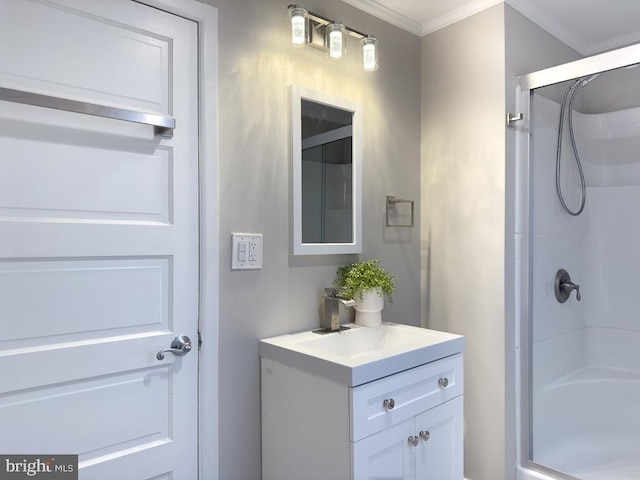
[335, 259, 396, 304]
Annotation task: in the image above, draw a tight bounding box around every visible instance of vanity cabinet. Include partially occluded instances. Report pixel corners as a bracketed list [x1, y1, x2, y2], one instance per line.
[353, 396, 463, 479]
[261, 347, 464, 480]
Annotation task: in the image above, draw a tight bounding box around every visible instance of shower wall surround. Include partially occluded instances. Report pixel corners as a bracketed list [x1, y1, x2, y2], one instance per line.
[582, 106, 640, 367]
[531, 94, 640, 387]
[531, 94, 588, 389]
[529, 90, 640, 479]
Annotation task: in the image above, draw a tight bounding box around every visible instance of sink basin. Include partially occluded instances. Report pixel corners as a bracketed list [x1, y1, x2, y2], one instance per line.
[260, 322, 463, 386]
[299, 324, 437, 359]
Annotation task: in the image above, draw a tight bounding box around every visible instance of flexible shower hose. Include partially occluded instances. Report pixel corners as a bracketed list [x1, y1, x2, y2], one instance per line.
[556, 78, 588, 216]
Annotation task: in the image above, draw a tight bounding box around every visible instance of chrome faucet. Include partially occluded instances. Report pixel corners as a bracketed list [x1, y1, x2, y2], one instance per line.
[315, 287, 356, 334]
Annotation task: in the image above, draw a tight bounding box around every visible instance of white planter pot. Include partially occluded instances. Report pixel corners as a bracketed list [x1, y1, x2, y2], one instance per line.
[353, 290, 384, 327]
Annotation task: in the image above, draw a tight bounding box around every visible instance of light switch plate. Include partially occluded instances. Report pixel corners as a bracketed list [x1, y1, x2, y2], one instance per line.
[231, 233, 263, 270]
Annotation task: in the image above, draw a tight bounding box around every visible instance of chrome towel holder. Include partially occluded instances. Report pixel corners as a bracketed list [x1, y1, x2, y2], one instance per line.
[386, 195, 415, 228]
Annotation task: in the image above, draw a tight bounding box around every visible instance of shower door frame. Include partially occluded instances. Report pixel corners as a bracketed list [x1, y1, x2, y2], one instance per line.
[515, 42, 640, 480]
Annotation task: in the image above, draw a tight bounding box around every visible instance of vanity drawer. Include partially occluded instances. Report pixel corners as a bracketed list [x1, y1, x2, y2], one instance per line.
[349, 353, 463, 442]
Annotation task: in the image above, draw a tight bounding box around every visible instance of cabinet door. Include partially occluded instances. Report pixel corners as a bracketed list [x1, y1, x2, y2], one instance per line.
[352, 417, 417, 480]
[415, 396, 464, 480]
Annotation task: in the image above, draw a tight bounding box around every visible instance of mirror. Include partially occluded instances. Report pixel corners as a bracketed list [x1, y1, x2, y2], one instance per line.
[291, 85, 362, 255]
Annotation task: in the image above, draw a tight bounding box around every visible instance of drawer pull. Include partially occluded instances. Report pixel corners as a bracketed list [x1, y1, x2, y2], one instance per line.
[383, 398, 395, 411]
[438, 377, 449, 388]
[419, 430, 430, 442]
[408, 435, 420, 447]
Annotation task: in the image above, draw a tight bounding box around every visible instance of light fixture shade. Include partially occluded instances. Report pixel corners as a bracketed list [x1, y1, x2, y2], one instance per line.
[361, 36, 379, 71]
[326, 22, 346, 59]
[288, 4, 309, 47]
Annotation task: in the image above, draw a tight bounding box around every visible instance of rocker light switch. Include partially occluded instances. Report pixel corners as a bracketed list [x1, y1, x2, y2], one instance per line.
[232, 233, 263, 270]
[237, 242, 248, 262]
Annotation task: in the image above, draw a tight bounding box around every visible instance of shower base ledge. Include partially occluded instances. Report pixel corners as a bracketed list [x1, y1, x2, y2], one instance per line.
[544, 365, 640, 390]
[535, 435, 640, 480]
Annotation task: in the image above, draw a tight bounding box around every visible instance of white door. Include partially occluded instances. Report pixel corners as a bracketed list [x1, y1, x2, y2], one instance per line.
[0, 1, 199, 478]
[415, 397, 464, 480]
[352, 417, 417, 480]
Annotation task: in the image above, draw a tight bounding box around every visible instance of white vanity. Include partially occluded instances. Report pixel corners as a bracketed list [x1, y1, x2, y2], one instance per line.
[260, 323, 464, 480]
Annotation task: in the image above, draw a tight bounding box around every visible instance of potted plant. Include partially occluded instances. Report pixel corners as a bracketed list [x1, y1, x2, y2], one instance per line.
[335, 259, 396, 327]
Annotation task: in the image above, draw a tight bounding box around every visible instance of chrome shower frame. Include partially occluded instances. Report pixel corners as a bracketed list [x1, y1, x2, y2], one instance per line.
[513, 43, 640, 480]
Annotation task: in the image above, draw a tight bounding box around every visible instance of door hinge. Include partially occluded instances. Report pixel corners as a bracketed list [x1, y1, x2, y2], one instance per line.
[198, 331, 203, 348]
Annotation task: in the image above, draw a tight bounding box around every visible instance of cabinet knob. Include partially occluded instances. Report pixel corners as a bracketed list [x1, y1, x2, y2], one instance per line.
[383, 398, 395, 411]
[419, 430, 430, 442]
[438, 377, 449, 388]
[408, 435, 420, 447]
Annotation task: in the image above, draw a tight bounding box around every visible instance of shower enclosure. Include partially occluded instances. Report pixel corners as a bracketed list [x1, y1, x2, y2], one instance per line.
[517, 44, 640, 480]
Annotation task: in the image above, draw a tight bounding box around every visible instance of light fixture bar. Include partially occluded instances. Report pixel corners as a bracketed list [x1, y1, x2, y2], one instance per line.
[306, 11, 367, 40]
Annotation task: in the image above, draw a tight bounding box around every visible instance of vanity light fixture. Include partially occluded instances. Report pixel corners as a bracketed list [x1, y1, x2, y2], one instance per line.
[361, 36, 378, 71]
[326, 22, 346, 59]
[287, 4, 378, 71]
[288, 4, 309, 47]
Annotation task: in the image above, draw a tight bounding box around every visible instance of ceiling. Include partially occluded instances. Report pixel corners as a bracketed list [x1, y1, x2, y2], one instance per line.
[341, 0, 640, 55]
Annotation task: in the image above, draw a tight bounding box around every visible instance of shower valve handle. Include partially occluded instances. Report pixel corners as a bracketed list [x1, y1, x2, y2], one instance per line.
[562, 280, 581, 301]
[555, 269, 581, 303]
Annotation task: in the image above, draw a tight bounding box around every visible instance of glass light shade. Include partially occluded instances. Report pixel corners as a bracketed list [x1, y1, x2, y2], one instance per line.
[361, 36, 378, 71]
[326, 22, 346, 59]
[288, 4, 309, 47]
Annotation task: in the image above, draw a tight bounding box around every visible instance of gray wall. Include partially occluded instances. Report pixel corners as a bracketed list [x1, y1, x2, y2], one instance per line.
[205, 1, 422, 478]
[421, 4, 582, 480]
[421, 6, 507, 479]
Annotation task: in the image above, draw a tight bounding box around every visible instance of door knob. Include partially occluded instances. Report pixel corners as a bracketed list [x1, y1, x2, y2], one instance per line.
[157, 335, 192, 360]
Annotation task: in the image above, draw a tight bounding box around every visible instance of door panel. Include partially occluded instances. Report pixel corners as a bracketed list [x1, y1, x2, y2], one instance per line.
[2, 367, 170, 454]
[0, 0, 170, 112]
[0, 1, 199, 478]
[415, 397, 464, 480]
[0, 136, 172, 222]
[1, 258, 169, 346]
[352, 417, 417, 480]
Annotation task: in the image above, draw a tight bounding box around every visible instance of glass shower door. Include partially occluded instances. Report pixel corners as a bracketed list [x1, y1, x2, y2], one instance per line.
[524, 60, 640, 480]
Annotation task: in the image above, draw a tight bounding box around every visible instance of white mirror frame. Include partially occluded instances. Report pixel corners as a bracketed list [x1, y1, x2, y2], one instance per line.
[291, 85, 362, 255]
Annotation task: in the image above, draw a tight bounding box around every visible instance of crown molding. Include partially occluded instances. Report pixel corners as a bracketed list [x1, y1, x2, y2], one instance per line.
[342, 0, 640, 54]
[421, 0, 503, 36]
[341, 0, 504, 37]
[340, 0, 422, 36]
